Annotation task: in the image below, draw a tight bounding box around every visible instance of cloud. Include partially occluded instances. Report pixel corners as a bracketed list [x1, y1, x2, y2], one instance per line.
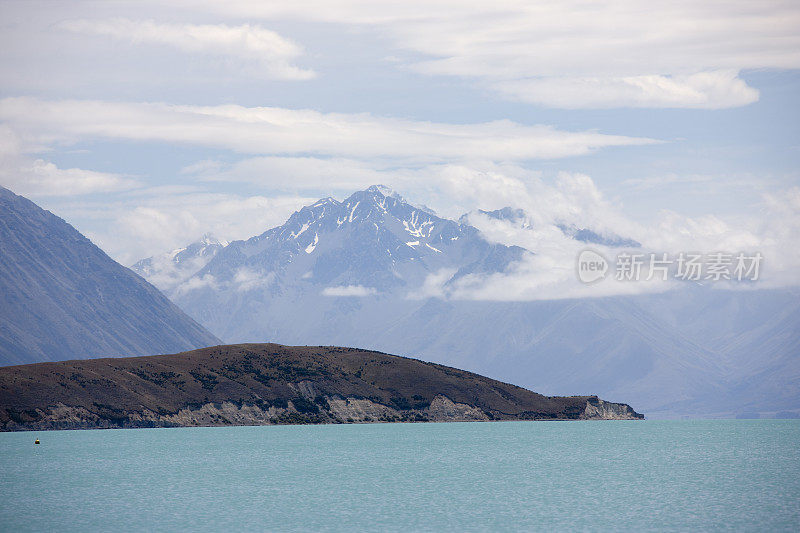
[187, 158, 635, 231]
[171, 268, 275, 295]
[0, 97, 657, 162]
[322, 285, 377, 297]
[233, 268, 275, 292]
[187, 0, 800, 109]
[620, 174, 716, 192]
[133, 252, 210, 292]
[1, 158, 137, 197]
[413, 165, 635, 233]
[494, 71, 760, 110]
[173, 274, 218, 296]
[191, 156, 388, 191]
[439, 253, 676, 302]
[426, 171, 800, 300]
[406, 268, 457, 300]
[758, 187, 800, 279]
[66, 191, 316, 265]
[0, 125, 138, 196]
[59, 18, 314, 80]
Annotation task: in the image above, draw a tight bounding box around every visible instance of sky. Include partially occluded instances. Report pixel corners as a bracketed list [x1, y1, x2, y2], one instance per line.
[0, 0, 798, 289]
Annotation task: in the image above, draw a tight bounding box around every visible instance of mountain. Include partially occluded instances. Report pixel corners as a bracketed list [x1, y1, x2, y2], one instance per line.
[0, 186, 220, 366]
[131, 233, 228, 291]
[558, 224, 641, 248]
[0, 343, 643, 431]
[459, 207, 531, 228]
[168, 185, 527, 337]
[141, 185, 798, 419]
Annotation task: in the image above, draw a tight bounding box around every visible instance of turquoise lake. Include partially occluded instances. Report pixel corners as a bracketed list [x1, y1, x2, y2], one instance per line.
[1, 420, 798, 532]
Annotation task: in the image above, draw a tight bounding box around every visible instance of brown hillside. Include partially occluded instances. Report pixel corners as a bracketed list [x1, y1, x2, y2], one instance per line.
[0, 343, 643, 430]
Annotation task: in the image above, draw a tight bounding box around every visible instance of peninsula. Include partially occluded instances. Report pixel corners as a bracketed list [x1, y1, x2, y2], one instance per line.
[0, 344, 643, 431]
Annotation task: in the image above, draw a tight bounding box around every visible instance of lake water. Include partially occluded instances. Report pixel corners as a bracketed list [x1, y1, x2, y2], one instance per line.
[1, 420, 798, 532]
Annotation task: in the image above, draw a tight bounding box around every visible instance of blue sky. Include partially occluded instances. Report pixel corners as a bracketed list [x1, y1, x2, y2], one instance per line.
[0, 1, 798, 283]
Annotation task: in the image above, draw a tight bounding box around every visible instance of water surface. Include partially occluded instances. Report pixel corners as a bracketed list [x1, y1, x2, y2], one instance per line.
[1, 420, 798, 531]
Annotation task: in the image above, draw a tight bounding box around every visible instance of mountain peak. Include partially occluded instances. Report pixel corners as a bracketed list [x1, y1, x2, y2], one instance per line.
[459, 206, 530, 228]
[199, 233, 228, 247]
[366, 184, 398, 197]
[360, 184, 408, 204]
[311, 197, 340, 208]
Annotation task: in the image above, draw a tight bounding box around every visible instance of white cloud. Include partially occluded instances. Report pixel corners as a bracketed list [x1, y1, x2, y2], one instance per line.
[757, 187, 800, 279]
[59, 18, 314, 80]
[67, 191, 315, 265]
[0, 97, 657, 162]
[1, 158, 137, 197]
[425, 171, 800, 300]
[406, 268, 457, 300]
[192, 156, 388, 190]
[180, 159, 223, 175]
[133, 252, 209, 292]
[322, 285, 377, 297]
[173, 274, 218, 296]
[185, 0, 800, 109]
[233, 268, 275, 292]
[0, 125, 137, 196]
[171, 268, 275, 295]
[413, 165, 635, 234]
[442, 254, 676, 302]
[187, 158, 636, 232]
[494, 71, 760, 110]
[620, 174, 716, 192]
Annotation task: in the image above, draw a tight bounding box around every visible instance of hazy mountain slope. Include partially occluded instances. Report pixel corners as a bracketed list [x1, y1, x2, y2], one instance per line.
[203, 295, 728, 417]
[632, 287, 800, 415]
[0, 343, 643, 431]
[0, 186, 220, 366]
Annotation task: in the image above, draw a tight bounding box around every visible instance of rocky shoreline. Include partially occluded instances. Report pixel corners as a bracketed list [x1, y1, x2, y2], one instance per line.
[2, 394, 642, 431]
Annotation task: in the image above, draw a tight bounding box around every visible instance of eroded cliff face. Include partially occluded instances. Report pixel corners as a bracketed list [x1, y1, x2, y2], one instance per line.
[583, 398, 643, 420]
[1, 393, 641, 431]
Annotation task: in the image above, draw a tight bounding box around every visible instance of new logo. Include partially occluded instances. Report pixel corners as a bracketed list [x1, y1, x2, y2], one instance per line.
[576, 249, 608, 283]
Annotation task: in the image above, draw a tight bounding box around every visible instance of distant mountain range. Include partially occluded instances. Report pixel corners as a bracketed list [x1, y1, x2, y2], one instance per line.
[132, 185, 799, 419]
[0, 186, 219, 366]
[2, 184, 795, 419]
[0, 343, 642, 431]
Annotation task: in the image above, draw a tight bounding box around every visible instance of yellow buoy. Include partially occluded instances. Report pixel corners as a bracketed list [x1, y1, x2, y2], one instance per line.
[34, 439, 40, 444]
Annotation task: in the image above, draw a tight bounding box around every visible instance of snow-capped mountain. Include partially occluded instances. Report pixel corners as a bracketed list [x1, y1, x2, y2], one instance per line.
[188, 185, 526, 294]
[132, 233, 228, 291]
[151, 185, 798, 419]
